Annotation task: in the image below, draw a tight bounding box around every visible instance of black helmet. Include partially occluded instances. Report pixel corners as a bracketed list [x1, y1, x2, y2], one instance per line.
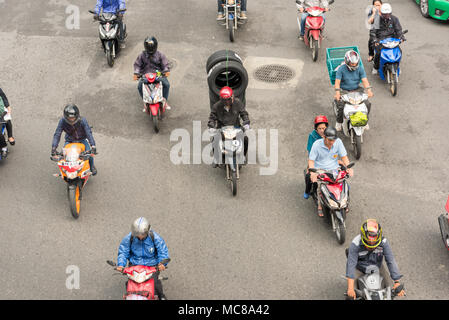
[324, 127, 338, 140]
[63, 104, 80, 125]
[144, 36, 158, 55]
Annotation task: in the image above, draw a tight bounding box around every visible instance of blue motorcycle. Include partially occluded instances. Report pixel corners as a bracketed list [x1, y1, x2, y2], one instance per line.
[0, 111, 8, 161]
[375, 30, 408, 96]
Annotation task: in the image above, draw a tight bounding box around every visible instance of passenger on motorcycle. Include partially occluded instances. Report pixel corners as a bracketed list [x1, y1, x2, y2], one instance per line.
[116, 217, 170, 300]
[371, 3, 404, 74]
[334, 50, 373, 132]
[133, 36, 171, 109]
[0, 87, 14, 146]
[296, 0, 329, 41]
[217, 0, 248, 20]
[94, 0, 127, 47]
[346, 219, 406, 299]
[308, 127, 353, 217]
[304, 115, 328, 199]
[51, 104, 97, 175]
[208, 86, 250, 168]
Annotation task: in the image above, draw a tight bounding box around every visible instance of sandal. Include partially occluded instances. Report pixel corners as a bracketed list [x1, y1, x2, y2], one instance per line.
[368, 56, 374, 62]
[317, 208, 324, 218]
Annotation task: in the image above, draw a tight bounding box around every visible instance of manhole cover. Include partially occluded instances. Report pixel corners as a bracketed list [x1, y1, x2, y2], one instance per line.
[254, 64, 295, 83]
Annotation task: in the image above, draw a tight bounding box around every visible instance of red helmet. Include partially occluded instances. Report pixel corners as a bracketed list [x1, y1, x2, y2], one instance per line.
[219, 86, 233, 99]
[314, 115, 329, 129]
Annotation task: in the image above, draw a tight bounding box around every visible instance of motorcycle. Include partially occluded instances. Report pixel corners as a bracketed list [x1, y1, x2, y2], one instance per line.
[137, 72, 168, 133]
[296, 0, 334, 61]
[344, 265, 405, 300]
[212, 126, 246, 196]
[0, 111, 9, 161]
[438, 195, 449, 251]
[374, 30, 408, 96]
[333, 91, 369, 160]
[219, 0, 246, 42]
[88, 9, 127, 67]
[106, 260, 169, 300]
[51, 143, 94, 219]
[308, 163, 354, 244]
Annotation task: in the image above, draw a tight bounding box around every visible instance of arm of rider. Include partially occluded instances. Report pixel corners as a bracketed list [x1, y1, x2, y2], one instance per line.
[341, 156, 353, 176]
[133, 74, 139, 81]
[334, 79, 341, 101]
[116, 266, 124, 272]
[308, 159, 318, 182]
[347, 278, 357, 300]
[157, 263, 166, 271]
[361, 78, 373, 98]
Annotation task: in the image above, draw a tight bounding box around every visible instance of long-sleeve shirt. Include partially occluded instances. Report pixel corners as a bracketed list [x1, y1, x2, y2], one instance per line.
[94, 0, 126, 14]
[346, 235, 403, 281]
[133, 51, 170, 75]
[0, 88, 10, 111]
[52, 117, 96, 149]
[372, 15, 403, 41]
[208, 98, 250, 129]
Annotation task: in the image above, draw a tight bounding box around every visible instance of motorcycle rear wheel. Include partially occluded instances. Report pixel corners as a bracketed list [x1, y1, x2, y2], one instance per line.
[351, 129, 362, 160]
[230, 171, 237, 196]
[311, 39, 319, 62]
[229, 18, 235, 42]
[335, 218, 346, 245]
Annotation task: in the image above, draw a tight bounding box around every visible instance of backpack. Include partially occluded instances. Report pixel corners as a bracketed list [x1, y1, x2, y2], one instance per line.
[128, 230, 158, 260]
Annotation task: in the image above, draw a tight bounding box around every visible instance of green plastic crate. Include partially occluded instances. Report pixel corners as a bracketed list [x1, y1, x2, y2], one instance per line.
[326, 46, 364, 85]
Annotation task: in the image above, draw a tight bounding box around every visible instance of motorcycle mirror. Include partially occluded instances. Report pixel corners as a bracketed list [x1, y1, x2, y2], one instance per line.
[309, 168, 317, 173]
[119, 9, 127, 13]
[393, 284, 404, 296]
[160, 258, 171, 265]
[346, 162, 355, 169]
[328, 0, 335, 4]
[295, 0, 301, 4]
[403, 30, 408, 34]
[88, 10, 95, 14]
[106, 260, 117, 267]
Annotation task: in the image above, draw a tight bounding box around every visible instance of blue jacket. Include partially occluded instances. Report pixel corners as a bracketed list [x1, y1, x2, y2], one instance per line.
[52, 117, 96, 149]
[95, 0, 126, 14]
[307, 130, 322, 154]
[117, 231, 170, 267]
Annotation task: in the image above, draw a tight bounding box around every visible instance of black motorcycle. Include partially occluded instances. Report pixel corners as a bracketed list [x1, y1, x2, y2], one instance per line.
[89, 9, 127, 67]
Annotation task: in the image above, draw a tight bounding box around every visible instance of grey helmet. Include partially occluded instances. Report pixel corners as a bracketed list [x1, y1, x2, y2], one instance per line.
[131, 217, 151, 237]
[344, 50, 361, 71]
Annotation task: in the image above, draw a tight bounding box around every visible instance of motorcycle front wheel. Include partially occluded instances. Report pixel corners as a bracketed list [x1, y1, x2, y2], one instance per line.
[152, 109, 160, 133]
[230, 170, 237, 196]
[335, 216, 346, 244]
[390, 71, 398, 97]
[68, 184, 81, 219]
[311, 39, 319, 62]
[106, 49, 114, 67]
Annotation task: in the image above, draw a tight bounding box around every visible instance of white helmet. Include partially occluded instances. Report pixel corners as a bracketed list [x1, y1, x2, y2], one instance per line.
[380, 3, 392, 15]
[131, 217, 151, 237]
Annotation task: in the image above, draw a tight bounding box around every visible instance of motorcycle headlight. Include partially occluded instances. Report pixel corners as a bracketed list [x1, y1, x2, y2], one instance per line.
[129, 271, 153, 284]
[66, 171, 78, 180]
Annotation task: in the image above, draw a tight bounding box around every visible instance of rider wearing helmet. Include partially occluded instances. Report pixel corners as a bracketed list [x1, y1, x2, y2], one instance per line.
[371, 3, 404, 74]
[334, 50, 373, 132]
[133, 36, 171, 107]
[117, 217, 171, 300]
[217, 0, 248, 20]
[304, 115, 329, 199]
[51, 104, 97, 175]
[296, 0, 329, 41]
[94, 0, 127, 47]
[308, 127, 353, 216]
[208, 86, 250, 167]
[346, 219, 405, 299]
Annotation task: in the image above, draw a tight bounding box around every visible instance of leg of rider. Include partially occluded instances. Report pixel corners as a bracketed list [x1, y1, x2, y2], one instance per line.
[6, 120, 14, 142]
[138, 78, 144, 98]
[0, 135, 7, 149]
[336, 89, 348, 124]
[368, 36, 375, 58]
[379, 262, 393, 289]
[217, 0, 224, 14]
[153, 271, 166, 299]
[305, 172, 313, 195]
[118, 16, 125, 42]
[374, 49, 381, 70]
[300, 13, 308, 36]
[160, 77, 170, 101]
[81, 139, 95, 169]
[240, 0, 247, 12]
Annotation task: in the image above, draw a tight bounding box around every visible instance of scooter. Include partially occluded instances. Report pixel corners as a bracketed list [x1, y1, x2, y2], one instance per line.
[296, 0, 334, 61]
[138, 72, 169, 133]
[308, 163, 354, 244]
[333, 91, 370, 160]
[88, 9, 127, 67]
[438, 195, 449, 251]
[219, 0, 246, 42]
[343, 265, 405, 300]
[212, 126, 246, 196]
[51, 143, 94, 219]
[106, 260, 169, 300]
[374, 30, 408, 96]
[0, 111, 9, 161]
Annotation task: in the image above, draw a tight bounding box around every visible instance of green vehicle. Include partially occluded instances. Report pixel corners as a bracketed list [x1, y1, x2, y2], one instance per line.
[415, 0, 449, 20]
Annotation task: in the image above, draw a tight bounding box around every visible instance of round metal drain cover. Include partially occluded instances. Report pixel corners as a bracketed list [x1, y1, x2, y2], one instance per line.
[254, 64, 295, 83]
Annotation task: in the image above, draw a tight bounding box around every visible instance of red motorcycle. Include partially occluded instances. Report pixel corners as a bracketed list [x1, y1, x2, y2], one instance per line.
[308, 163, 354, 244]
[296, 0, 334, 61]
[107, 260, 168, 300]
[438, 195, 449, 251]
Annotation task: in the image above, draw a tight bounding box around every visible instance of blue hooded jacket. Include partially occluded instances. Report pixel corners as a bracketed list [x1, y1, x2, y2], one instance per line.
[95, 0, 126, 14]
[117, 231, 170, 267]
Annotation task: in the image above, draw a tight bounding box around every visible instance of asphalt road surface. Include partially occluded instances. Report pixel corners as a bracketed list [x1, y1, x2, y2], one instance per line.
[0, 0, 448, 299]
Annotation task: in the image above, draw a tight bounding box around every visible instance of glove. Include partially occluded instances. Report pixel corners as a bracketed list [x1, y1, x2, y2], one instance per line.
[91, 146, 97, 155]
[243, 124, 250, 131]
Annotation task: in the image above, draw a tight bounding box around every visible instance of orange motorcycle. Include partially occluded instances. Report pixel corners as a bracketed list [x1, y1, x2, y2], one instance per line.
[51, 143, 94, 219]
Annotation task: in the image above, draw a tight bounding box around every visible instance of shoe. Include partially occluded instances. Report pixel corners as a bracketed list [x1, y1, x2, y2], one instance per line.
[317, 208, 324, 218]
[8, 137, 15, 146]
[91, 167, 97, 176]
[159, 294, 167, 300]
[299, 35, 304, 41]
[165, 103, 171, 110]
[368, 56, 374, 62]
[372, 68, 378, 75]
[120, 43, 126, 49]
[1, 149, 7, 159]
[239, 12, 247, 19]
[217, 13, 225, 20]
[303, 192, 310, 199]
[335, 122, 343, 132]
